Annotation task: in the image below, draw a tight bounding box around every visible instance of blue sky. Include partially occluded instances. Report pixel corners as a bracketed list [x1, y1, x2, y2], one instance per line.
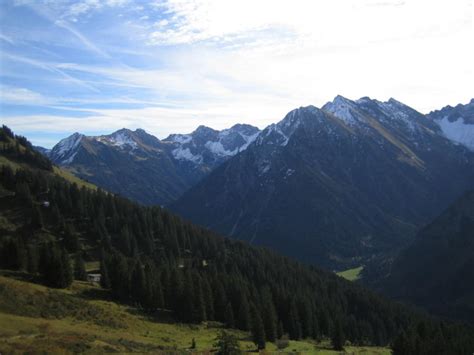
[0, 0, 473, 148]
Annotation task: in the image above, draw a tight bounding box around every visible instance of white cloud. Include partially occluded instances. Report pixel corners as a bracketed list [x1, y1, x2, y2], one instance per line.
[0, 86, 51, 105]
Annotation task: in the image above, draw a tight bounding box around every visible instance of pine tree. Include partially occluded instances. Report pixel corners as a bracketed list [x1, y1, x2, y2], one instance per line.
[332, 318, 345, 351]
[213, 280, 228, 323]
[288, 299, 302, 340]
[214, 330, 240, 355]
[225, 302, 235, 328]
[74, 254, 88, 281]
[236, 292, 251, 330]
[60, 248, 73, 288]
[100, 257, 111, 289]
[193, 274, 207, 322]
[250, 304, 266, 350]
[64, 223, 80, 252]
[277, 320, 284, 339]
[27, 244, 39, 274]
[15, 182, 31, 202]
[30, 205, 43, 229]
[202, 277, 215, 320]
[261, 288, 278, 342]
[131, 261, 146, 305]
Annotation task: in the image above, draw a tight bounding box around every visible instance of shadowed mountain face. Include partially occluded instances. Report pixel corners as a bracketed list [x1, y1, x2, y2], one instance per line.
[46, 125, 259, 205]
[171, 96, 474, 269]
[379, 190, 474, 324]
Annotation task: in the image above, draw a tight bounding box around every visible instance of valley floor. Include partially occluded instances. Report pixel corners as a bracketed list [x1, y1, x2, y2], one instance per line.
[0, 272, 390, 354]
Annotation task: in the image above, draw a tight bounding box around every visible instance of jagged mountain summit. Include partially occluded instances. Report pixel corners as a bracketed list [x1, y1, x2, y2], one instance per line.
[427, 99, 474, 151]
[164, 124, 260, 174]
[46, 124, 260, 205]
[171, 96, 474, 269]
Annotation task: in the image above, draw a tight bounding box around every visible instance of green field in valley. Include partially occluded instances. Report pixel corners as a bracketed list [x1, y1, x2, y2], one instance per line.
[337, 266, 364, 282]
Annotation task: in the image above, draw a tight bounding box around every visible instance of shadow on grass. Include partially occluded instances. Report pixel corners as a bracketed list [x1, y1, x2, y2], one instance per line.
[76, 286, 112, 302]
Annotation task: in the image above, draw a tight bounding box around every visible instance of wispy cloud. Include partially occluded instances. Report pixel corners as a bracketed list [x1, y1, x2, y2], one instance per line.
[0, 33, 15, 45]
[0, 85, 51, 105]
[2, 52, 101, 93]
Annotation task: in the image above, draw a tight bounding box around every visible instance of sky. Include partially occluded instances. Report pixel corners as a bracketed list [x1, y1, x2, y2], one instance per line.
[0, 0, 473, 148]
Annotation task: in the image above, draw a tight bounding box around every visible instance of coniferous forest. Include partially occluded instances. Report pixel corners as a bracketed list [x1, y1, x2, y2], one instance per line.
[1, 125, 474, 354]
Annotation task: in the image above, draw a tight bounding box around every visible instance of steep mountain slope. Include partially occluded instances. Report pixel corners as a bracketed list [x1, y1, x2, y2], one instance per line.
[171, 96, 474, 269]
[428, 99, 474, 151]
[47, 125, 259, 205]
[379, 190, 474, 323]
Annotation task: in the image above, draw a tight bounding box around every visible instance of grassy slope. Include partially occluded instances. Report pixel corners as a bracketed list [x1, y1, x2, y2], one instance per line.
[337, 266, 364, 282]
[0, 154, 96, 191]
[0, 273, 390, 354]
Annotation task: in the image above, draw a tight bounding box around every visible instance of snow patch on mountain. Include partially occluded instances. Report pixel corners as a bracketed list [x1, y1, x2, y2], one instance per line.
[50, 133, 83, 164]
[172, 147, 203, 163]
[167, 124, 260, 163]
[56, 133, 82, 157]
[437, 116, 474, 151]
[61, 152, 77, 164]
[205, 141, 236, 157]
[97, 131, 138, 149]
[322, 95, 360, 125]
[375, 99, 418, 132]
[168, 134, 192, 144]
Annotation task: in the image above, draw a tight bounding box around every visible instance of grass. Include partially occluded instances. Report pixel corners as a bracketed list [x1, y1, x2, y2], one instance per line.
[0, 272, 390, 354]
[0, 153, 96, 191]
[337, 266, 364, 282]
[53, 167, 97, 190]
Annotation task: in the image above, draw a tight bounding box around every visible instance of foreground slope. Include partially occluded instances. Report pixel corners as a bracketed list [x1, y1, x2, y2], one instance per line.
[2, 125, 474, 354]
[172, 96, 474, 269]
[378, 190, 474, 324]
[0, 274, 393, 354]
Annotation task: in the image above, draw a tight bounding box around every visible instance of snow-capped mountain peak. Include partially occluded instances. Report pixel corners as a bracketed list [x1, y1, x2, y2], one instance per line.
[49, 132, 84, 164]
[96, 128, 138, 150]
[166, 124, 260, 164]
[322, 95, 361, 125]
[256, 105, 324, 147]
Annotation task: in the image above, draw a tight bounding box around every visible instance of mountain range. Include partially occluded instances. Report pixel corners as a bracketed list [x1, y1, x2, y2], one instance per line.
[171, 96, 474, 269]
[38, 97, 474, 269]
[42, 124, 259, 205]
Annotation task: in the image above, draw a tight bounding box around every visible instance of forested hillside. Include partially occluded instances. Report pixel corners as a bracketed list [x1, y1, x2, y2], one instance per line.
[376, 190, 474, 324]
[1, 125, 474, 353]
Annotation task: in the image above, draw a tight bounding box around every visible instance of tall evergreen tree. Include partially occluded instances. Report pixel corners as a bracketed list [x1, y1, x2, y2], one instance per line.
[288, 299, 302, 340]
[100, 257, 111, 289]
[250, 304, 266, 350]
[225, 302, 235, 328]
[236, 291, 251, 331]
[74, 254, 88, 281]
[261, 288, 277, 342]
[332, 318, 345, 351]
[213, 330, 240, 355]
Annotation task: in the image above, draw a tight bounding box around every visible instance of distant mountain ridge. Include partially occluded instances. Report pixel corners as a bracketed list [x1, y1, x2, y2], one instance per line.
[44, 124, 260, 205]
[171, 96, 474, 269]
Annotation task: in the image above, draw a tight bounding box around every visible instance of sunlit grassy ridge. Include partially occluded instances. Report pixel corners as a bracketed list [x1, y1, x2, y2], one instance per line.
[0, 273, 390, 354]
